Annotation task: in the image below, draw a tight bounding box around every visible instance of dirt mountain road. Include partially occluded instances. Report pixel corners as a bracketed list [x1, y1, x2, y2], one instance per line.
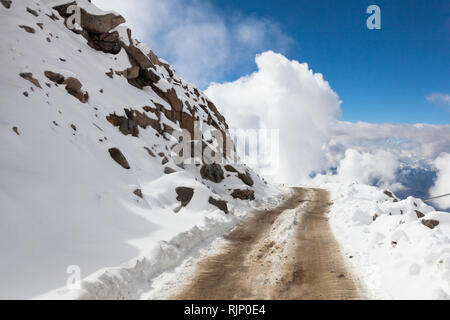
[169, 187, 363, 300]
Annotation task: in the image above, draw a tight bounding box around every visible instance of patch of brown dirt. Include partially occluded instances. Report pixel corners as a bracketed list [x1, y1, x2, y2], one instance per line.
[171, 188, 363, 300]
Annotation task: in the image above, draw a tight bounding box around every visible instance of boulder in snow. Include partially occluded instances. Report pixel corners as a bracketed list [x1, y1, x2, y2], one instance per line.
[108, 148, 130, 169]
[1, 0, 11, 9]
[175, 187, 194, 207]
[208, 197, 228, 213]
[422, 219, 439, 229]
[200, 163, 224, 183]
[231, 189, 255, 201]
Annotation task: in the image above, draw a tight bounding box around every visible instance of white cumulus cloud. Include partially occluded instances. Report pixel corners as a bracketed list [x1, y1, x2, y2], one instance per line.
[429, 153, 450, 209]
[206, 51, 342, 183]
[313, 149, 402, 191]
[427, 93, 450, 106]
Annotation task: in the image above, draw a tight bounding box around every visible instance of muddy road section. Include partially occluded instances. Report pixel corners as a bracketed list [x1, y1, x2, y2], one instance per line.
[171, 188, 362, 300]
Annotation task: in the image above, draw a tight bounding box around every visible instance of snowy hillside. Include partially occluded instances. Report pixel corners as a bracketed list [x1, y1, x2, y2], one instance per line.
[0, 0, 281, 299]
[324, 182, 450, 299]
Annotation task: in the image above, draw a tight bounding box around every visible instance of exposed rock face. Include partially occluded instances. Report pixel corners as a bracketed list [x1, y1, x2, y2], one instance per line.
[164, 167, 176, 174]
[238, 171, 254, 187]
[415, 210, 425, 219]
[53, 3, 124, 54]
[383, 190, 399, 202]
[231, 189, 255, 201]
[19, 73, 42, 89]
[200, 164, 224, 183]
[27, 7, 38, 17]
[422, 219, 439, 229]
[64, 77, 82, 91]
[19, 25, 35, 34]
[224, 165, 238, 173]
[51, 1, 233, 163]
[157, 88, 183, 112]
[118, 65, 140, 80]
[53, 3, 125, 34]
[107, 108, 162, 137]
[83, 30, 121, 54]
[144, 147, 156, 158]
[208, 197, 228, 213]
[1, 0, 12, 9]
[133, 189, 143, 198]
[81, 11, 125, 34]
[64, 77, 89, 103]
[44, 71, 88, 102]
[176, 187, 194, 207]
[148, 49, 173, 75]
[108, 148, 130, 169]
[44, 71, 65, 84]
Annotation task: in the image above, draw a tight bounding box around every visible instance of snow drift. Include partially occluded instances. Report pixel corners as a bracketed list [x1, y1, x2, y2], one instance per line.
[323, 182, 450, 299]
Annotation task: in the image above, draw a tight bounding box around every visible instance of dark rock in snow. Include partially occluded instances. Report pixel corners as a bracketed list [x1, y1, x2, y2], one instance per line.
[415, 210, 425, 219]
[108, 148, 130, 169]
[20, 73, 42, 89]
[422, 219, 439, 229]
[208, 197, 228, 213]
[144, 147, 156, 157]
[200, 163, 224, 183]
[383, 190, 399, 202]
[164, 167, 176, 174]
[105, 69, 114, 78]
[107, 109, 162, 137]
[133, 189, 143, 198]
[26, 7, 38, 17]
[238, 171, 254, 186]
[64, 77, 82, 91]
[12, 127, 19, 135]
[176, 187, 194, 207]
[1, 0, 12, 9]
[19, 25, 35, 34]
[231, 189, 255, 201]
[64, 77, 89, 103]
[44, 71, 65, 84]
[53, 3, 125, 34]
[224, 165, 238, 173]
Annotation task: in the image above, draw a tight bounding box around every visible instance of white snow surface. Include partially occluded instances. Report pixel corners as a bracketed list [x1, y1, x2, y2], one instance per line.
[0, 0, 282, 299]
[322, 182, 450, 299]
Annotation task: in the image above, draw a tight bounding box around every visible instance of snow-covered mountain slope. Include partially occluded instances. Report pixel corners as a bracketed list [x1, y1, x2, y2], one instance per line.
[323, 182, 450, 299]
[0, 0, 281, 299]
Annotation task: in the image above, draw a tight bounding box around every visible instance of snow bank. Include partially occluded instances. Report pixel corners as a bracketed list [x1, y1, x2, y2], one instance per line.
[0, 0, 282, 299]
[38, 192, 283, 300]
[323, 182, 450, 299]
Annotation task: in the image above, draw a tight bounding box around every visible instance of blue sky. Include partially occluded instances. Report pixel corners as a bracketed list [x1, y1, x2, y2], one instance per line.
[97, 0, 449, 125]
[207, 0, 450, 124]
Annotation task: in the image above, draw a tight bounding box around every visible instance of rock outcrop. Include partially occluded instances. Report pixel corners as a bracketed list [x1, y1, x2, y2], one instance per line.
[200, 164, 224, 183]
[422, 219, 439, 229]
[208, 197, 228, 213]
[231, 189, 255, 201]
[176, 187, 194, 207]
